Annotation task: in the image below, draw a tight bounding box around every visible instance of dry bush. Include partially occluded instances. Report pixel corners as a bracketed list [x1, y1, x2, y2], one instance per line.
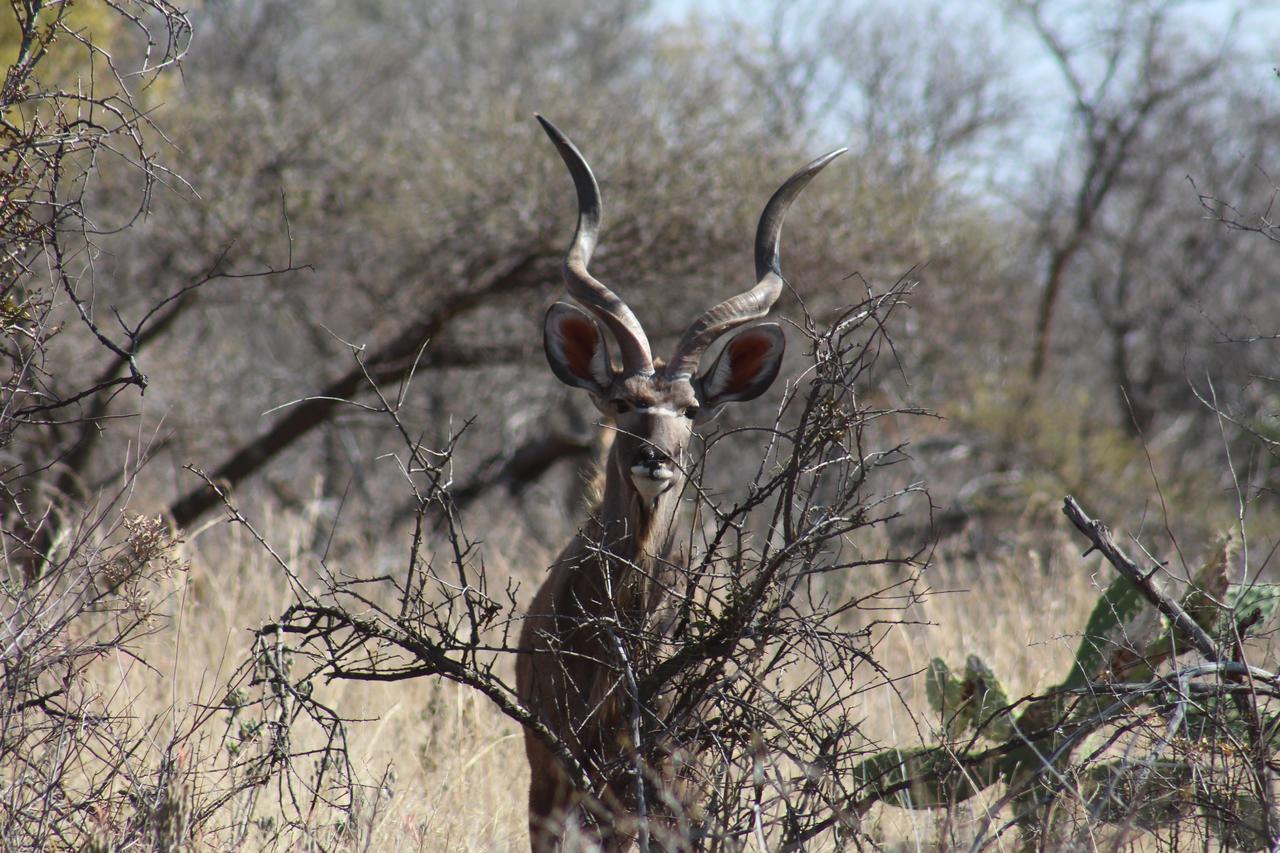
[0, 509, 189, 846]
[1, 3, 296, 847]
[3, 1, 187, 559]
[174, 284, 928, 848]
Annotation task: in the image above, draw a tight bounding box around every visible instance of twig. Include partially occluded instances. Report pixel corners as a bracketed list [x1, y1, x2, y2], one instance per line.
[1062, 496, 1221, 662]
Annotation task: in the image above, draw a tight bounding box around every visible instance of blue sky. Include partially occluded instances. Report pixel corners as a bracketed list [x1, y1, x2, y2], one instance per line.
[646, 0, 1278, 188]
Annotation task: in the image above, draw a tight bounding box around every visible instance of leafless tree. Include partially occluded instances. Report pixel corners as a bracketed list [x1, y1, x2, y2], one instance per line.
[3, 1, 189, 566]
[1010, 0, 1276, 393]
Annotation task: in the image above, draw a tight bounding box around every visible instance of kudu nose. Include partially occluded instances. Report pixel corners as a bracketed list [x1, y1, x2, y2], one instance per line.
[634, 446, 668, 471]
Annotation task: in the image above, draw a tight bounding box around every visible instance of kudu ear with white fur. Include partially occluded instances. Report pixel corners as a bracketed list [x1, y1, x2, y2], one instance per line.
[697, 323, 786, 408]
[544, 302, 612, 394]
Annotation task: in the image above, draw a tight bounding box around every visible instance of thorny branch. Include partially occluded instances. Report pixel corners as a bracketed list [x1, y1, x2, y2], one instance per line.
[226, 283, 936, 847]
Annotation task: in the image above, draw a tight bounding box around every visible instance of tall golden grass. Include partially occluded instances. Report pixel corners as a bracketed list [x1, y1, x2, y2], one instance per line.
[73, 498, 1127, 850]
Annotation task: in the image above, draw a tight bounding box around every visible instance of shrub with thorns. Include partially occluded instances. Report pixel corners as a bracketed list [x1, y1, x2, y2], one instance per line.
[211, 283, 932, 847]
[0, 509, 189, 845]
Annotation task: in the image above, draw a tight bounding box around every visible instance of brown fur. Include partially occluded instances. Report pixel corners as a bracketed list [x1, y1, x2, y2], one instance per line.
[520, 315, 786, 850]
[516, 426, 685, 851]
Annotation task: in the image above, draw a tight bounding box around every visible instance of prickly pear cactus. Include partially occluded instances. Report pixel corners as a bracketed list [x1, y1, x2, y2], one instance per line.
[1179, 529, 1236, 632]
[850, 525, 1280, 852]
[1132, 529, 1278, 675]
[926, 656, 1012, 742]
[850, 742, 1013, 809]
[1063, 571, 1156, 689]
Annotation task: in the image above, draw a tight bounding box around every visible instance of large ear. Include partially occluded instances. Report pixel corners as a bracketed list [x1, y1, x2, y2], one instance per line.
[697, 323, 786, 408]
[544, 302, 612, 394]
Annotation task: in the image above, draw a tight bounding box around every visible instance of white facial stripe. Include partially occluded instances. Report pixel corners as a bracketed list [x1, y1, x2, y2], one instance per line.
[636, 406, 680, 417]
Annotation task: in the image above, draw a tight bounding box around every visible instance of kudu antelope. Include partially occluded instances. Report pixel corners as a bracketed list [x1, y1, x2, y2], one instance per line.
[516, 116, 843, 851]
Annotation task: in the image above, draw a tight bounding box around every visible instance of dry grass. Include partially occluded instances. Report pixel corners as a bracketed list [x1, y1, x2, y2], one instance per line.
[70, 495, 1140, 851]
[160, 511, 540, 850]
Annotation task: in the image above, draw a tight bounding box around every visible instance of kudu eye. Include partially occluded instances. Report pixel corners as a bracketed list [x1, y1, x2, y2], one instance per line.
[683, 406, 699, 420]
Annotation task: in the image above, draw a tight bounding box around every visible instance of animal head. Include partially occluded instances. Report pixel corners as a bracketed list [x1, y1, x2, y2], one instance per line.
[537, 115, 843, 504]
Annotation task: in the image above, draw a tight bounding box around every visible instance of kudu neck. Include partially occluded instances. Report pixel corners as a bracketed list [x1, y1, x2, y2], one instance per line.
[594, 446, 682, 560]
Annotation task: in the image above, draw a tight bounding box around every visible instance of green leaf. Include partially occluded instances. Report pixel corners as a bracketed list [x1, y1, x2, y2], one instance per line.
[0, 293, 29, 322]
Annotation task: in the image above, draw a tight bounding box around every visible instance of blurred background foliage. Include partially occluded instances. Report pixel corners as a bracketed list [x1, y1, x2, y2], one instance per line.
[1, 0, 1274, 572]
[102, 2, 1279, 545]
